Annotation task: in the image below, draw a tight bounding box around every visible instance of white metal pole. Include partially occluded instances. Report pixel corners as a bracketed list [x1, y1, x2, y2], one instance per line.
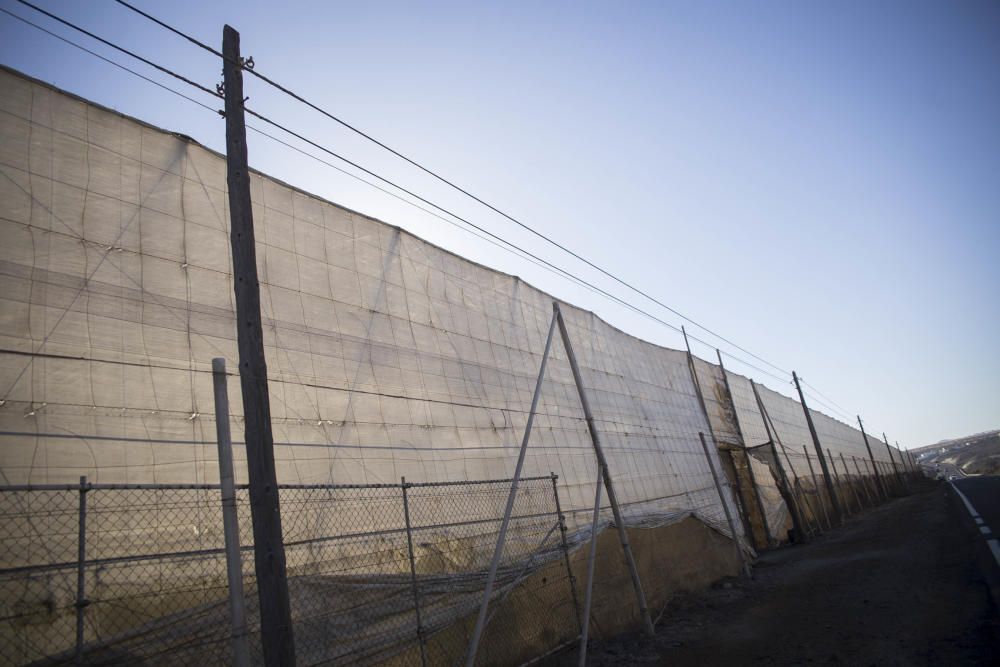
[212, 358, 250, 667]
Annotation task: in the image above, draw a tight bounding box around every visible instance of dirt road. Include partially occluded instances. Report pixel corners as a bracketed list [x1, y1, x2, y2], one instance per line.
[547, 481, 999, 666]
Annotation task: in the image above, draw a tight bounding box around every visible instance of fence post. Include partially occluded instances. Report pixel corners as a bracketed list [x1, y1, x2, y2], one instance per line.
[75, 475, 89, 666]
[839, 453, 862, 513]
[750, 381, 806, 543]
[555, 303, 655, 637]
[803, 447, 832, 530]
[465, 310, 558, 667]
[212, 358, 250, 667]
[401, 478, 428, 667]
[883, 433, 904, 493]
[716, 351, 770, 549]
[699, 433, 750, 579]
[578, 465, 603, 667]
[852, 456, 875, 507]
[857, 417, 886, 500]
[550, 473, 582, 634]
[826, 449, 845, 516]
[793, 372, 842, 524]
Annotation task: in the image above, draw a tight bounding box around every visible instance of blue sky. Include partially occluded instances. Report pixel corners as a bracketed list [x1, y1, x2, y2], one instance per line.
[1, 0, 997, 447]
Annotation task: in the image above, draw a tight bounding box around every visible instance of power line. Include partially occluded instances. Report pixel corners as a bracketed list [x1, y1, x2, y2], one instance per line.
[3, 4, 713, 362]
[0, 7, 219, 113]
[13, 0, 219, 99]
[13, 0, 703, 347]
[11, 2, 865, 421]
[109, 0, 793, 380]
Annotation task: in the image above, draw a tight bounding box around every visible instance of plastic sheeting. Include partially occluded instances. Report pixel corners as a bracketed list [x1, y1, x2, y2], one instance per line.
[747, 454, 791, 543]
[0, 66, 907, 544]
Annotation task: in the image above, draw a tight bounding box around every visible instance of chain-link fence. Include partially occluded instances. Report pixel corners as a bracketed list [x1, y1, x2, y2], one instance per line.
[0, 475, 578, 666]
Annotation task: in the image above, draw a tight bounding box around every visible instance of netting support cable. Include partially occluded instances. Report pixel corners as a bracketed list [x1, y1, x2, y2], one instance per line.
[793, 372, 843, 525]
[465, 309, 558, 667]
[554, 302, 655, 637]
[211, 359, 250, 667]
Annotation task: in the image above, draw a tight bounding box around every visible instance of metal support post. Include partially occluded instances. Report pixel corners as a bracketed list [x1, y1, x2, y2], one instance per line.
[895, 441, 912, 491]
[750, 381, 805, 542]
[826, 449, 846, 515]
[679, 334, 752, 544]
[212, 359, 250, 667]
[550, 473, 582, 634]
[883, 433, 903, 493]
[838, 452, 863, 514]
[578, 465, 604, 667]
[857, 417, 886, 499]
[222, 25, 295, 665]
[75, 475, 89, 666]
[555, 303, 655, 637]
[466, 311, 558, 666]
[699, 433, 751, 578]
[852, 456, 875, 507]
[803, 446, 832, 530]
[401, 478, 427, 667]
[793, 372, 842, 524]
[716, 351, 771, 548]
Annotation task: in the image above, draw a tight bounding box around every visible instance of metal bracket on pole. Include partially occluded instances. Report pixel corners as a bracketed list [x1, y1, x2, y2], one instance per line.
[554, 303, 655, 637]
[212, 359, 250, 667]
[465, 310, 558, 666]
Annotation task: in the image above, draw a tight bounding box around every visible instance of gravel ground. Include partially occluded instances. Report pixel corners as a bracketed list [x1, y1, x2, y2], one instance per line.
[545, 480, 999, 666]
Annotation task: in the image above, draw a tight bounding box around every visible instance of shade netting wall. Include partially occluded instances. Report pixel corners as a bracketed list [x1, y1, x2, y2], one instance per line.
[0, 66, 905, 544]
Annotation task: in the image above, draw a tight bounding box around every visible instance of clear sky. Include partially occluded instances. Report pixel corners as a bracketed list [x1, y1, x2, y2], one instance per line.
[1, 0, 997, 448]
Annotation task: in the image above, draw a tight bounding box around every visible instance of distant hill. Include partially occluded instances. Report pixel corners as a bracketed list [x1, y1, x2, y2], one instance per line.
[915, 430, 1000, 476]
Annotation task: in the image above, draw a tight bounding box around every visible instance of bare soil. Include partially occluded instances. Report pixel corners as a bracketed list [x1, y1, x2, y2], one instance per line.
[545, 481, 999, 666]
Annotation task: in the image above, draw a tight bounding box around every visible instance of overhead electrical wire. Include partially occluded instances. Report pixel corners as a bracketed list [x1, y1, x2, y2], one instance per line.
[7, 1, 857, 414]
[109, 0, 793, 381]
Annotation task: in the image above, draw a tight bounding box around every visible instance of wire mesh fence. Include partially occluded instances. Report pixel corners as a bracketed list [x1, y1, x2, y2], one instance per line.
[0, 475, 577, 666]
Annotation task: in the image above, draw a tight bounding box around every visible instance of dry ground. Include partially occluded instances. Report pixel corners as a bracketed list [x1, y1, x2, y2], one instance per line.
[546, 480, 999, 666]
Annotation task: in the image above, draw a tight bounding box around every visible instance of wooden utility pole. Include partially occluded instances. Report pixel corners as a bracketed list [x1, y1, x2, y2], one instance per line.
[793, 372, 842, 524]
[222, 25, 296, 665]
